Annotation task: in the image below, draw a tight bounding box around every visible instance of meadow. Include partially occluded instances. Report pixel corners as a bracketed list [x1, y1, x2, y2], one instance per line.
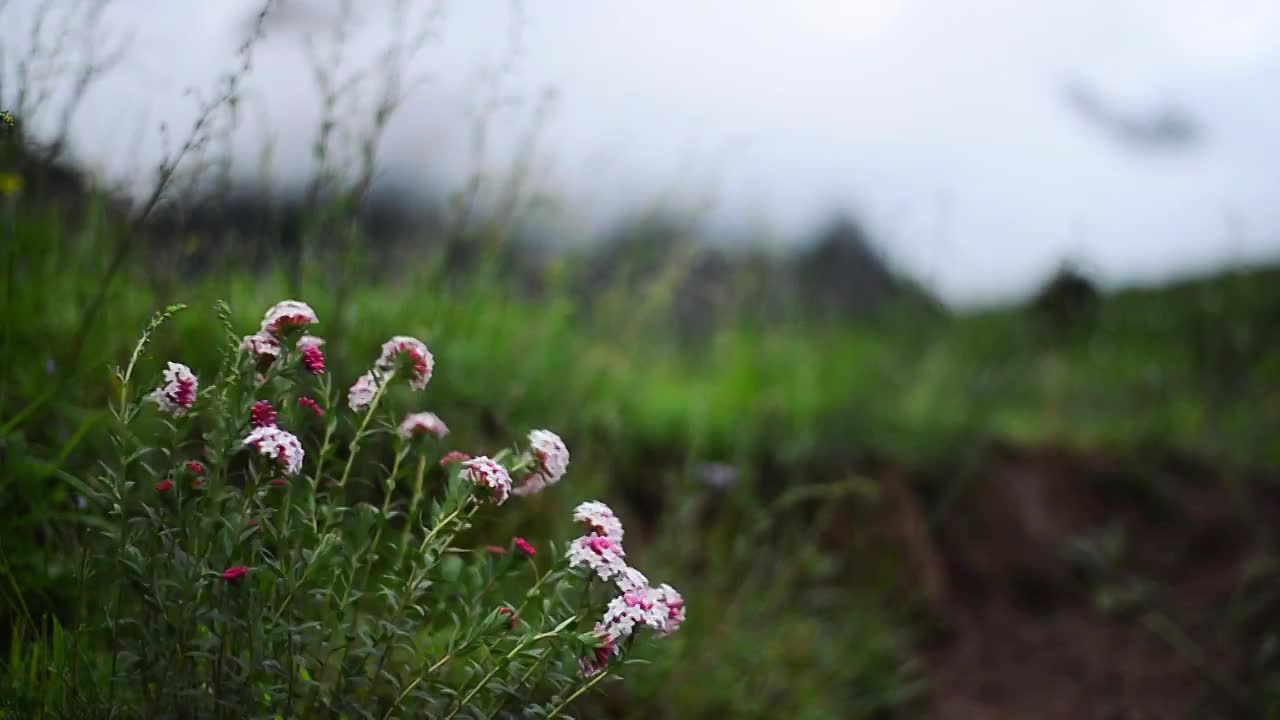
[5, 65, 1280, 719]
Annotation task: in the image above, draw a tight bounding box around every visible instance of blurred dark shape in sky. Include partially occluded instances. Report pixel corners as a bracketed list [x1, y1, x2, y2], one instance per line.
[1064, 81, 1202, 151]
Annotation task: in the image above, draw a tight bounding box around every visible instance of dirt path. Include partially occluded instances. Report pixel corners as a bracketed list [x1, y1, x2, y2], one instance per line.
[882, 446, 1273, 720]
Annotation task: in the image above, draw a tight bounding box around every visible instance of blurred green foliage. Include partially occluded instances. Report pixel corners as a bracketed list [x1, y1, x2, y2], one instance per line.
[3, 170, 1280, 716]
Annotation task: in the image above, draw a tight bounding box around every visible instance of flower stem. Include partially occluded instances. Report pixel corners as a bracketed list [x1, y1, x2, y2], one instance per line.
[546, 670, 608, 719]
[380, 653, 453, 720]
[337, 369, 393, 488]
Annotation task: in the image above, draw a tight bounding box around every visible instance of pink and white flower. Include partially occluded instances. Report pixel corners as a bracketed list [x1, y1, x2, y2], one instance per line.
[398, 412, 449, 440]
[528, 429, 569, 484]
[652, 583, 686, 636]
[150, 362, 198, 416]
[260, 300, 318, 335]
[614, 566, 649, 594]
[572, 501, 624, 544]
[348, 372, 379, 413]
[297, 335, 326, 375]
[375, 336, 433, 391]
[566, 534, 628, 583]
[460, 456, 513, 505]
[243, 425, 304, 476]
[240, 331, 281, 366]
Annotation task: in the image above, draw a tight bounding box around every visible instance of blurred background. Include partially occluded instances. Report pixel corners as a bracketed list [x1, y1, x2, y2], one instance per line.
[4, 1, 1280, 717]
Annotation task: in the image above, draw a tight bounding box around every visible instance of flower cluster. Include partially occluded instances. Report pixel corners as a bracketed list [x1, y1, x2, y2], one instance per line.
[566, 501, 683, 676]
[346, 335, 435, 414]
[150, 362, 198, 416]
[460, 456, 513, 505]
[260, 300, 318, 335]
[104, 298, 679, 716]
[376, 335, 433, 390]
[512, 429, 570, 497]
[243, 425, 304, 476]
[241, 302, 326, 379]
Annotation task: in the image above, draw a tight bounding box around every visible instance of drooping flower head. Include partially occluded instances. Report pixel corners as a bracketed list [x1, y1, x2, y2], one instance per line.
[528, 429, 570, 484]
[297, 335, 326, 375]
[398, 412, 449, 440]
[375, 336, 433, 391]
[260, 300, 318, 336]
[155, 479, 174, 493]
[566, 534, 628, 583]
[460, 456, 513, 505]
[243, 425, 304, 476]
[348, 372, 379, 413]
[222, 566, 249, 583]
[151, 362, 198, 416]
[240, 331, 281, 369]
[250, 400, 277, 428]
[185, 460, 205, 476]
[573, 501, 624, 544]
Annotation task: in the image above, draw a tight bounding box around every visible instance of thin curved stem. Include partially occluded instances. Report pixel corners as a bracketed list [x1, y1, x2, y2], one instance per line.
[546, 670, 608, 719]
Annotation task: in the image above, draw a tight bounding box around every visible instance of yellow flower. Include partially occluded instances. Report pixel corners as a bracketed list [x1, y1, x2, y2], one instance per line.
[0, 110, 13, 129]
[0, 172, 22, 196]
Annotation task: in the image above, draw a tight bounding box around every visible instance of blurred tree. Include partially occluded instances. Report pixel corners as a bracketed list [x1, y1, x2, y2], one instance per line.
[1031, 262, 1100, 337]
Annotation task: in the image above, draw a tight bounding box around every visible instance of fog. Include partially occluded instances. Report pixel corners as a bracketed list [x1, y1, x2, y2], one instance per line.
[5, 0, 1280, 305]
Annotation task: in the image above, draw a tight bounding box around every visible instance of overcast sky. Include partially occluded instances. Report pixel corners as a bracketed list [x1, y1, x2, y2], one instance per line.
[5, 0, 1280, 305]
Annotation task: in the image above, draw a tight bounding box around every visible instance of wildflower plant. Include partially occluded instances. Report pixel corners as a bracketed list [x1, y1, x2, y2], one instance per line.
[62, 300, 682, 718]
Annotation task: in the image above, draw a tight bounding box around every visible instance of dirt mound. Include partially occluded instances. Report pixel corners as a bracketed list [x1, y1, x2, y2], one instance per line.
[880, 446, 1275, 720]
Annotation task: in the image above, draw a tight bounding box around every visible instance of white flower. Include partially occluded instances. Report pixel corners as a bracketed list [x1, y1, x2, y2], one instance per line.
[240, 331, 281, 363]
[528, 429, 569, 484]
[150, 362, 198, 416]
[398, 412, 449, 440]
[600, 586, 675, 641]
[566, 534, 628, 583]
[260, 300, 318, 335]
[348, 372, 379, 413]
[652, 583, 686, 636]
[375, 335, 433, 391]
[573, 501, 624, 543]
[295, 335, 325, 350]
[243, 425, 304, 476]
[614, 566, 649, 594]
[460, 456, 512, 505]
[599, 594, 645, 644]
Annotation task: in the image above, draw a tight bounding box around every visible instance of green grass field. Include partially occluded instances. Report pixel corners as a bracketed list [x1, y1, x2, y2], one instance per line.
[4, 166, 1280, 717]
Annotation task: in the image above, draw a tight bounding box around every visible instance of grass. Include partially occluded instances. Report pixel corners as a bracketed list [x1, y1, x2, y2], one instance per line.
[4, 167, 1280, 716]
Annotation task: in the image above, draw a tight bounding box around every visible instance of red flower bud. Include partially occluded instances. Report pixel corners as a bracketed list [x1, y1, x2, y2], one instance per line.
[514, 537, 536, 557]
